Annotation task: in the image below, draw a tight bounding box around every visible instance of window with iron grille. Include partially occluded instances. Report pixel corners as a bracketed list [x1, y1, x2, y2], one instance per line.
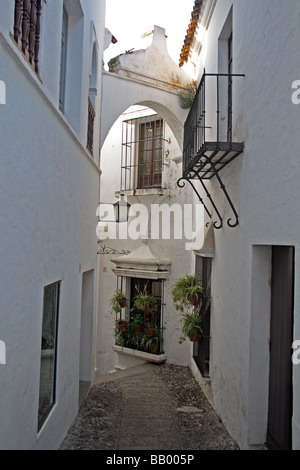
[59, 6, 68, 112]
[121, 114, 165, 191]
[227, 33, 233, 142]
[87, 97, 95, 156]
[13, 0, 42, 75]
[193, 256, 211, 378]
[115, 276, 164, 355]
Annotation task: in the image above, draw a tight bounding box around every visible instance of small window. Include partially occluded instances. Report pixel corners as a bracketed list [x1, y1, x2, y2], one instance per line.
[121, 114, 165, 192]
[13, 0, 42, 75]
[38, 282, 60, 431]
[59, 7, 68, 112]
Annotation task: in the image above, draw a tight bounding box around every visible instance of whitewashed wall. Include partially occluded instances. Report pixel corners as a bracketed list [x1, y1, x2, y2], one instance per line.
[97, 105, 195, 375]
[183, 0, 300, 450]
[0, 0, 106, 450]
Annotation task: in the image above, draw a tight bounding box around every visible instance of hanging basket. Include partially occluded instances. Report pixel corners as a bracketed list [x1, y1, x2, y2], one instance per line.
[118, 298, 127, 308]
[118, 320, 127, 331]
[188, 293, 202, 306]
[189, 334, 200, 342]
[145, 328, 154, 337]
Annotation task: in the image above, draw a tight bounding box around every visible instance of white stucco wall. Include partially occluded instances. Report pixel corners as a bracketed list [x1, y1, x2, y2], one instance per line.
[184, 0, 300, 450]
[97, 105, 196, 375]
[0, 0, 106, 450]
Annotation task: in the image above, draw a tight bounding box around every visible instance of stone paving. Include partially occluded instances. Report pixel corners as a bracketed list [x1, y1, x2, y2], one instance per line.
[60, 363, 239, 451]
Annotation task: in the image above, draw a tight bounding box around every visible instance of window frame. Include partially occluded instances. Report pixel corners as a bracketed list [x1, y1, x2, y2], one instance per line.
[115, 276, 165, 355]
[38, 281, 60, 432]
[121, 114, 165, 192]
[193, 256, 212, 378]
[59, 6, 68, 113]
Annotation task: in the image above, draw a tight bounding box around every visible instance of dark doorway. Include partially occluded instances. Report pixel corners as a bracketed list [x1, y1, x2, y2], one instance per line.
[193, 256, 212, 378]
[267, 246, 294, 450]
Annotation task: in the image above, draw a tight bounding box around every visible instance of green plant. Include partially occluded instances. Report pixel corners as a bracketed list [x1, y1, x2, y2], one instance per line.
[180, 313, 203, 343]
[133, 314, 144, 327]
[178, 82, 197, 109]
[109, 289, 128, 314]
[134, 285, 155, 313]
[171, 274, 204, 311]
[141, 330, 162, 354]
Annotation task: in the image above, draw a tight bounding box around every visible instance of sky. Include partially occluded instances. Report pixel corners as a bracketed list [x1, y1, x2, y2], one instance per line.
[104, 0, 196, 67]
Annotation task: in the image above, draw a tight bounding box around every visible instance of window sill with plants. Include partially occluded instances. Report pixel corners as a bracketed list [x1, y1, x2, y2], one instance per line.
[109, 285, 165, 363]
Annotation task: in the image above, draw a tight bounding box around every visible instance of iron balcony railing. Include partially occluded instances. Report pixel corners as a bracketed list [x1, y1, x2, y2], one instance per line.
[178, 71, 245, 229]
[183, 71, 245, 175]
[87, 97, 96, 157]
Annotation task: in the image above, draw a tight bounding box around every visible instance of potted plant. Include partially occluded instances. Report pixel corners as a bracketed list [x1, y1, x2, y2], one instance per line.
[141, 330, 162, 354]
[109, 289, 128, 313]
[180, 313, 203, 343]
[117, 320, 127, 331]
[144, 322, 154, 337]
[110, 290, 128, 332]
[134, 285, 155, 313]
[171, 274, 204, 311]
[133, 313, 144, 333]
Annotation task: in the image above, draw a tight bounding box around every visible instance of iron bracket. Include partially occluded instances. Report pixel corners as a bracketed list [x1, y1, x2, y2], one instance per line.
[178, 153, 239, 230]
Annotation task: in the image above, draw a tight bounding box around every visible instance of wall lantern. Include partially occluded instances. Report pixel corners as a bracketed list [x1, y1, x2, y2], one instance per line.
[114, 194, 131, 223]
[97, 194, 131, 256]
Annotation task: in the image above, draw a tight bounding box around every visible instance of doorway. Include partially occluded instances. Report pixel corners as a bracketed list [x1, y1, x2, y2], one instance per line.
[79, 270, 94, 406]
[267, 246, 294, 450]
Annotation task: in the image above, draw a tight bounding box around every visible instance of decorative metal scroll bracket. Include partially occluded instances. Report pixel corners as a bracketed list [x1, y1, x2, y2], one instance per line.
[97, 241, 131, 256]
[178, 156, 239, 230]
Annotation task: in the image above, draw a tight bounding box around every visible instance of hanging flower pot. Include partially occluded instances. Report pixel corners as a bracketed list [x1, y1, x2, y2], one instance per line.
[117, 320, 127, 331]
[119, 297, 127, 308]
[189, 334, 200, 342]
[145, 327, 154, 337]
[110, 290, 128, 313]
[181, 313, 203, 344]
[188, 292, 202, 306]
[135, 326, 143, 333]
[134, 285, 155, 314]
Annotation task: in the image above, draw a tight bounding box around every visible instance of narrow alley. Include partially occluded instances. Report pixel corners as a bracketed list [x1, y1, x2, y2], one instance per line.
[60, 364, 238, 451]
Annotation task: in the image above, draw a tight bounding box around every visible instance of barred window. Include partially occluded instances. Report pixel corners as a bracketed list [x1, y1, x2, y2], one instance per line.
[13, 0, 42, 75]
[121, 114, 165, 191]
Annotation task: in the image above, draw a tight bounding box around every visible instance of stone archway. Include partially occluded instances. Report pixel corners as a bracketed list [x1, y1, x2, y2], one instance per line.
[100, 26, 193, 151]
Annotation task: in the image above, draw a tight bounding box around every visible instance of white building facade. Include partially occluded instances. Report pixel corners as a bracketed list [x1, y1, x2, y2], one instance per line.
[1, 0, 300, 452]
[97, 27, 200, 375]
[179, 0, 300, 450]
[0, 0, 107, 450]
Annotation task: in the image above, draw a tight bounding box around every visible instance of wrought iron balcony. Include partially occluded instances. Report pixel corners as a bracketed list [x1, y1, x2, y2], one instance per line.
[178, 71, 245, 229]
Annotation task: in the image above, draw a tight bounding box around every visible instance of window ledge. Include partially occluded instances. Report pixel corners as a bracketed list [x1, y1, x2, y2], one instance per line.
[115, 188, 170, 198]
[113, 345, 167, 364]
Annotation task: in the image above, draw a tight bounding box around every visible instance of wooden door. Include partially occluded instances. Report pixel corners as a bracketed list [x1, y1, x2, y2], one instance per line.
[267, 246, 294, 450]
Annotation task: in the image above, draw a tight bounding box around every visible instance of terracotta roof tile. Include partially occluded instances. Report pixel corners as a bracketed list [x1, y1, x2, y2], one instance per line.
[179, 0, 203, 67]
